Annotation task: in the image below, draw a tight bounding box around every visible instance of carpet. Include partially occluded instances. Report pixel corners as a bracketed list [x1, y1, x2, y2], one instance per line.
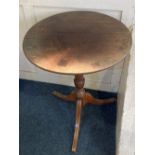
[19, 79, 117, 155]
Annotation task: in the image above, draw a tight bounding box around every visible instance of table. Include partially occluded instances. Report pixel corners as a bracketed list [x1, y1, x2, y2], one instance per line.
[23, 11, 132, 152]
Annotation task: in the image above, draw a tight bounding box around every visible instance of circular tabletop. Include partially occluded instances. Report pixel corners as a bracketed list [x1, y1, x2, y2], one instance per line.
[23, 11, 132, 74]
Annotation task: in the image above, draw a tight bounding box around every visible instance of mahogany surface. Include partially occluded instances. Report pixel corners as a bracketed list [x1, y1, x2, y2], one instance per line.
[23, 11, 132, 74]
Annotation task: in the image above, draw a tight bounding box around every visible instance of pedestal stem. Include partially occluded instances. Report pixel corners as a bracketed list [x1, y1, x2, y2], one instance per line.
[72, 74, 85, 152]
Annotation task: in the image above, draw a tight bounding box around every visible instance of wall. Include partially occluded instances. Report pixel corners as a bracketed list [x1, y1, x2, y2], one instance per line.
[116, 27, 135, 155]
[19, 0, 134, 92]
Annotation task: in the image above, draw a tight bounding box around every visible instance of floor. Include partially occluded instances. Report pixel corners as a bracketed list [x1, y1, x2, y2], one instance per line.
[19, 79, 117, 155]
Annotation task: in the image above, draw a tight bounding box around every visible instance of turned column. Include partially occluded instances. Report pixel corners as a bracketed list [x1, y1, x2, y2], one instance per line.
[74, 74, 85, 101]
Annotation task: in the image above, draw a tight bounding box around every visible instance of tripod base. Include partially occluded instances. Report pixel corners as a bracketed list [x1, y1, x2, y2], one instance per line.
[52, 74, 116, 152]
[53, 90, 116, 106]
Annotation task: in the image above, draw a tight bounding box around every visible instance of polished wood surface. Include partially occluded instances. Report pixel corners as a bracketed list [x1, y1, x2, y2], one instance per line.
[53, 74, 116, 152]
[23, 11, 132, 74]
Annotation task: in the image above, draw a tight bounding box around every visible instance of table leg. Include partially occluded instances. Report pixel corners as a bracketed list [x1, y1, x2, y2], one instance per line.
[52, 91, 76, 102]
[71, 99, 82, 152]
[84, 92, 116, 105]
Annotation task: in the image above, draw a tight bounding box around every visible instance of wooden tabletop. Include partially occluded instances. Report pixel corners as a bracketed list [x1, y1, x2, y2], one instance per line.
[23, 11, 132, 74]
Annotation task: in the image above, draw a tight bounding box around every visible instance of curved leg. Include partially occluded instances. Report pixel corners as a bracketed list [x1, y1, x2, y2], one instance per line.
[85, 92, 116, 105]
[52, 91, 76, 102]
[72, 99, 82, 152]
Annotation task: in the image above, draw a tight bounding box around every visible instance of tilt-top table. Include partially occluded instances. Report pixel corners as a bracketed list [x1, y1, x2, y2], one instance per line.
[23, 11, 132, 152]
